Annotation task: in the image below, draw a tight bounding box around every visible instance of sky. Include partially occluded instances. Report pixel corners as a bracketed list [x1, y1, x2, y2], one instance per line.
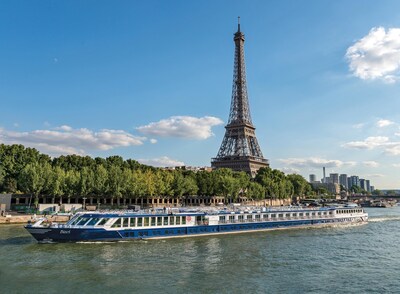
[1, 0, 400, 188]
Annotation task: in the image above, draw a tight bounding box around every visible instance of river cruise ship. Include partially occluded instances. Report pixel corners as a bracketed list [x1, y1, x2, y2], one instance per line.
[25, 205, 368, 243]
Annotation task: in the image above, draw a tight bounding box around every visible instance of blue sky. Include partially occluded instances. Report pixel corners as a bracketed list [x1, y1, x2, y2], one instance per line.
[2, 0, 400, 188]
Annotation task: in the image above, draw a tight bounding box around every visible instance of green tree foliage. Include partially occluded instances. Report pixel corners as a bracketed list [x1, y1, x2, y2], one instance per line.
[286, 174, 312, 197]
[254, 167, 294, 199]
[1, 143, 301, 201]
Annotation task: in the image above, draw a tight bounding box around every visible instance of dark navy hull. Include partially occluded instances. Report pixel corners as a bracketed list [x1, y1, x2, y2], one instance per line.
[25, 216, 364, 243]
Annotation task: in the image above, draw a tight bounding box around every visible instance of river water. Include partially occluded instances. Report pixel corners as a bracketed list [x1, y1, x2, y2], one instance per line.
[0, 207, 399, 293]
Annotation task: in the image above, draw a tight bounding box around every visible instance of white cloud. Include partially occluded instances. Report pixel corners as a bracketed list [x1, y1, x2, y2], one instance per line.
[343, 136, 400, 156]
[137, 116, 224, 140]
[376, 119, 395, 128]
[342, 136, 390, 149]
[150, 138, 158, 144]
[392, 163, 400, 167]
[342, 136, 400, 155]
[0, 126, 146, 156]
[384, 145, 400, 155]
[346, 27, 400, 83]
[138, 156, 184, 167]
[364, 173, 385, 178]
[279, 157, 356, 169]
[279, 167, 300, 174]
[363, 161, 379, 167]
[352, 123, 365, 129]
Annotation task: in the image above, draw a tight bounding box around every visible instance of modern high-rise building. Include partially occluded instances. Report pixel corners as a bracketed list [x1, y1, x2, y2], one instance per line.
[339, 174, 348, 189]
[322, 167, 326, 183]
[348, 176, 360, 188]
[330, 173, 339, 184]
[359, 179, 366, 191]
[211, 20, 268, 176]
[309, 174, 317, 183]
[370, 185, 375, 192]
[366, 180, 371, 192]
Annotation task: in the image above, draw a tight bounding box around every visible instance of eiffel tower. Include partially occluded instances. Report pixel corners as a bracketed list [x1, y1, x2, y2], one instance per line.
[211, 19, 269, 176]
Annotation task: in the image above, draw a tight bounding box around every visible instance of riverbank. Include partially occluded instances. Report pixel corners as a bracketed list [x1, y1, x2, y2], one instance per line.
[0, 214, 70, 225]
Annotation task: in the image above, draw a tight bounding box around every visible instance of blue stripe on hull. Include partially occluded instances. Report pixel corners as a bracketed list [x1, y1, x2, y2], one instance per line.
[26, 217, 362, 242]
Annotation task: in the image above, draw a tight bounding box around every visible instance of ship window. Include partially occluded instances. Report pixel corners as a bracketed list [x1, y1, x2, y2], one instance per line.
[299, 213, 303, 217]
[255, 215, 260, 219]
[122, 218, 129, 227]
[86, 218, 100, 226]
[176, 217, 181, 225]
[157, 217, 162, 226]
[163, 217, 168, 225]
[219, 216, 226, 221]
[111, 218, 121, 228]
[247, 215, 252, 220]
[170, 216, 175, 225]
[151, 217, 156, 226]
[278, 214, 284, 218]
[182, 217, 186, 225]
[77, 218, 90, 226]
[306, 213, 310, 216]
[271, 214, 276, 218]
[238, 215, 244, 221]
[312, 213, 315, 216]
[96, 218, 108, 226]
[229, 215, 235, 222]
[263, 214, 268, 219]
[137, 217, 143, 226]
[144, 217, 149, 226]
[69, 217, 82, 225]
[286, 213, 290, 218]
[130, 218, 136, 227]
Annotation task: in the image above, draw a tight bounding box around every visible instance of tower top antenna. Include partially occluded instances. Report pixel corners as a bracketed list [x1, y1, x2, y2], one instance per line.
[238, 16, 241, 32]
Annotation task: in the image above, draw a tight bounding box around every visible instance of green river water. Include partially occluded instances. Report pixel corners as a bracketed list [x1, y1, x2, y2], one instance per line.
[0, 207, 399, 293]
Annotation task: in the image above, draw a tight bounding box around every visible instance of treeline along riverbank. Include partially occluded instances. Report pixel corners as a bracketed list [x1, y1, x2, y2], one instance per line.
[0, 144, 313, 206]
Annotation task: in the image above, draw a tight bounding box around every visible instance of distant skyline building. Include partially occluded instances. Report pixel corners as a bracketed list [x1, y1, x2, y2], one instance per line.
[349, 175, 360, 188]
[330, 173, 339, 185]
[366, 180, 371, 192]
[360, 179, 366, 191]
[339, 174, 348, 189]
[309, 174, 317, 183]
[211, 20, 268, 176]
[322, 167, 326, 183]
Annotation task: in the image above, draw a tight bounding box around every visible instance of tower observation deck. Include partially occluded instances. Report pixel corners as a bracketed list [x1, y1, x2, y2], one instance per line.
[211, 20, 269, 177]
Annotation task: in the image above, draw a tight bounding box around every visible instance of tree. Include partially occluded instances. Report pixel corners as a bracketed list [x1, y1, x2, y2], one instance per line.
[286, 174, 311, 197]
[246, 182, 265, 200]
[18, 162, 50, 208]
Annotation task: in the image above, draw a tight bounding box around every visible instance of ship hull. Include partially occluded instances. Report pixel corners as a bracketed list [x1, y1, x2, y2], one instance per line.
[25, 215, 367, 243]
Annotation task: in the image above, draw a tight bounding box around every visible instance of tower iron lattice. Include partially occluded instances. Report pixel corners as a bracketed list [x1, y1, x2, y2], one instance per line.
[211, 20, 269, 176]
